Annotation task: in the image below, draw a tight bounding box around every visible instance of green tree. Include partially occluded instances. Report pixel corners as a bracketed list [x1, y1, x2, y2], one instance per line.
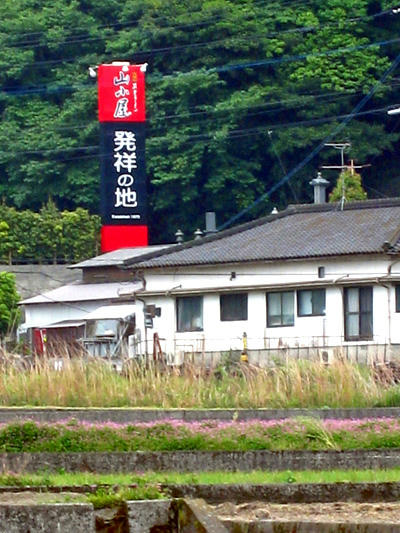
[61, 208, 101, 262]
[36, 199, 63, 264]
[0, 221, 12, 264]
[0, 272, 20, 337]
[329, 169, 368, 203]
[0, 0, 398, 243]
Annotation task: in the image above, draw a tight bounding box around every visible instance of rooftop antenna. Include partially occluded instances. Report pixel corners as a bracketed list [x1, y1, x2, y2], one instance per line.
[321, 156, 370, 210]
[322, 142, 351, 210]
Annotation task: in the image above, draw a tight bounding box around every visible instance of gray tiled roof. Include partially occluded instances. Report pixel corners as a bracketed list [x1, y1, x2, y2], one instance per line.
[125, 199, 400, 269]
[71, 244, 173, 269]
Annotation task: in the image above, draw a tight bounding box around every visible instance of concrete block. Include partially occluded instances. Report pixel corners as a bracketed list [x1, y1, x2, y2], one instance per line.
[0, 503, 94, 533]
[175, 499, 229, 533]
[127, 499, 172, 533]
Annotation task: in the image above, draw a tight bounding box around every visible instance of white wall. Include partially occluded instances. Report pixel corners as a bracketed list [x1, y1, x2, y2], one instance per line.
[22, 254, 400, 355]
[23, 301, 108, 329]
[141, 255, 400, 354]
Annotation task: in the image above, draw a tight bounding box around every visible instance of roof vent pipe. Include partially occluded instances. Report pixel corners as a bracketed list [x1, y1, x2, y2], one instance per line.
[310, 172, 330, 204]
[205, 212, 217, 234]
[194, 228, 203, 240]
[175, 229, 184, 243]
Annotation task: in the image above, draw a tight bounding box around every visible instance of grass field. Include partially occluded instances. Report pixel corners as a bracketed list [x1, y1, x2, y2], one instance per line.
[0, 357, 398, 408]
[2, 417, 400, 452]
[1, 469, 399, 487]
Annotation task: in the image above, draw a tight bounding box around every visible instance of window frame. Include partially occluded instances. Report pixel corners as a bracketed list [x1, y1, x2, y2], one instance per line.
[220, 292, 248, 322]
[266, 290, 295, 328]
[297, 289, 326, 317]
[344, 286, 373, 341]
[396, 285, 400, 313]
[176, 296, 203, 332]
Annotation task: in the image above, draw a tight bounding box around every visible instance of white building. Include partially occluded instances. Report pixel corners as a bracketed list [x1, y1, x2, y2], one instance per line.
[20, 197, 400, 364]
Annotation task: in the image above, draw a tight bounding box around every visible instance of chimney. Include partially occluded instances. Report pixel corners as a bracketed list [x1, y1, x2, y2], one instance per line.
[310, 172, 329, 204]
[205, 212, 217, 235]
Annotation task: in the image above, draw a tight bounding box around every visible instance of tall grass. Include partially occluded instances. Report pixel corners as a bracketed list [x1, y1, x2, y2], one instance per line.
[0, 356, 396, 408]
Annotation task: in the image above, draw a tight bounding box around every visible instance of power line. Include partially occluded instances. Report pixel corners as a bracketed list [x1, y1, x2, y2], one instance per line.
[0, 86, 372, 138]
[0, 105, 390, 161]
[213, 37, 400, 73]
[3, 78, 400, 141]
[3, 6, 390, 55]
[217, 50, 400, 230]
[0, 6, 393, 73]
[0, 0, 320, 46]
[2, 35, 399, 98]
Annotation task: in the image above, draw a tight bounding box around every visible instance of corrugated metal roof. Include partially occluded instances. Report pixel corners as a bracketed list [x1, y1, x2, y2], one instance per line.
[44, 320, 86, 329]
[124, 199, 400, 269]
[20, 282, 141, 305]
[71, 245, 173, 269]
[84, 304, 137, 320]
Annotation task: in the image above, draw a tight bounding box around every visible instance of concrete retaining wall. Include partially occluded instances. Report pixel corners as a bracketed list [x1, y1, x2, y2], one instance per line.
[166, 482, 400, 503]
[1, 449, 400, 473]
[1, 407, 400, 423]
[3, 482, 400, 504]
[0, 494, 399, 532]
[2, 265, 78, 300]
[0, 503, 94, 532]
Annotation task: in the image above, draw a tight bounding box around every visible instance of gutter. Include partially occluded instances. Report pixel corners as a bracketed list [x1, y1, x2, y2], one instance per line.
[137, 276, 400, 297]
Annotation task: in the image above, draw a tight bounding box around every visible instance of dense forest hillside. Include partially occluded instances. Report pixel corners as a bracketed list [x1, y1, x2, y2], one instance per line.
[0, 0, 399, 243]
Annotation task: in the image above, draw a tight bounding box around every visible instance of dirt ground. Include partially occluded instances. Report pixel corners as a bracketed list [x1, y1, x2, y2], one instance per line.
[211, 501, 400, 523]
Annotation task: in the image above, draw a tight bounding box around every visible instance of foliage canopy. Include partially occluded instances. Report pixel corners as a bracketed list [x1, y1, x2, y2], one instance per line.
[0, 0, 399, 242]
[329, 169, 368, 203]
[0, 272, 19, 337]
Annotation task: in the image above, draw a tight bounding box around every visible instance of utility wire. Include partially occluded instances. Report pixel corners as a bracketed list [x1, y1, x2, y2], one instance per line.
[0, 0, 311, 53]
[0, 86, 373, 138]
[3, 79, 400, 139]
[217, 51, 400, 230]
[3, 7, 390, 54]
[2, 36, 398, 97]
[0, 0, 331, 46]
[0, 6, 393, 73]
[267, 130, 299, 202]
[213, 37, 400, 73]
[0, 105, 391, 159]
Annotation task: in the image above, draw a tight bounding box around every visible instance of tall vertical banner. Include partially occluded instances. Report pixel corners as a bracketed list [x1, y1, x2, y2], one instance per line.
[98, 63, 148, 252]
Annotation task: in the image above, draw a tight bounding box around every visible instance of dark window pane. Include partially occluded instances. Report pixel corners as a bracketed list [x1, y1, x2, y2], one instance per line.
[268, 315, 283, 326]
[360, 287, 372, 312]
[267, 291, 294, 327]
[344, 287, 373, 341]
[396, 286, 400, 313]
[347, 288, 359, 313]
[268, 293, 281, 315]
[177, 296, 203, 332]
[298, 289, 325, 316]
[220, 293, 248, 321]
[298, 290, 313, 315]
[346, 314, 359, 338]
[312, 289, 326, 315]
[360, 312, 373, 338]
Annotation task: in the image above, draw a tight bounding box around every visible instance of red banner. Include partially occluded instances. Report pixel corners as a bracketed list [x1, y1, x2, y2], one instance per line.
[98, 63, 146, 123]
[101, 225, 149, 252]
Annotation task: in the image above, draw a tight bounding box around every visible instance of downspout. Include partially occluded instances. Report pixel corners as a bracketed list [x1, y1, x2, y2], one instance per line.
[131, 271, 148, 358]
[382, 257, 400, 348]
[135, 297, 148, 359]
[332, 275, 349, 343]
[379, 281, 391, 347]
